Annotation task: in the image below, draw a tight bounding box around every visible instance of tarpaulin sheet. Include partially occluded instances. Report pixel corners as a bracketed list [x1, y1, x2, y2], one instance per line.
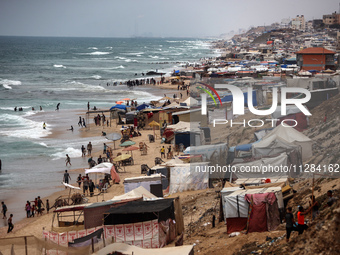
[169, 163, 209, 194]
[226, 217, 247, 234]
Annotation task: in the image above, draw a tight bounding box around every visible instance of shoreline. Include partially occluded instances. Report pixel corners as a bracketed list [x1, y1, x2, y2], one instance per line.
[0, 81, 190, 234]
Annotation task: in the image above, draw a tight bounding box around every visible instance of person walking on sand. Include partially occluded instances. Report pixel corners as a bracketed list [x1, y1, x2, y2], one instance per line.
[87, 142, 92, 156]
[77, 174, 82, 188]
[78, 116, 82, 127]
[81, 145, 86, 157]
[65, 154, 71, 166]
[2, 201, 7, 219]
[82, 118, 86, 128]
[160, 146, 165, 159]
[63, 170, 71, 187]
[43, 122, 46, 129]
[37, 196, 44, 216]
[7, 214, 14, 233]
[56, 103, 60, 111]
[25, 201, 31, 218]
[46, 199, 50, 214]
[87, 102, 90, 111]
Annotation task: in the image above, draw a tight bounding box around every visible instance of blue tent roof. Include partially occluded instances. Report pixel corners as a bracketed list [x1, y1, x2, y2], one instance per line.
[136, 103, 149, 111]
[110, 104, 127, 110]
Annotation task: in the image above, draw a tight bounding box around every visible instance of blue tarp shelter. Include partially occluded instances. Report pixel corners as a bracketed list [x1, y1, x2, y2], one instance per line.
[136, 103, 149, 111]
[110, 104, 128, 111]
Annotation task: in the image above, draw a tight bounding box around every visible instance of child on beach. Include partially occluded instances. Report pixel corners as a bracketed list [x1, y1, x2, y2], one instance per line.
[7, 214, 14, 233]
[1, 201, 7, 219]
[46, 199, 50, 214]
[160, 146, 165, 158]
[25, 201, 31, 218]
[31, 205, 35, 217]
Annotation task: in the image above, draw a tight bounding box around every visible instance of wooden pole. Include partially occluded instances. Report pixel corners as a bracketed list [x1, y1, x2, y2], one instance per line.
[102, 231, 106, 247]
[91, 237, 94, 253]
[24, 236, 28, 255]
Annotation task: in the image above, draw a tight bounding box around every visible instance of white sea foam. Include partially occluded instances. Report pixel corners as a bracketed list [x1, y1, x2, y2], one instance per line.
[124, 59, 138, 63]
[53, 64, 66, 68]
[52, 81, 106, 92]
[88, 51, 111, 55]
[122, 52, 144, 56]
[0, 114, 51, 139]
[88, 47, 98, 50]
[91, 75, 102, 80]
[0, 79, 22, 89]
[108, 65, 125, 70]
[51, 147, 82, 160]
[149, 55, 159, 59]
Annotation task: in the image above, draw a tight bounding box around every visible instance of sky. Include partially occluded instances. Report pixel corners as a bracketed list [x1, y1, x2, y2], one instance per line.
[0, 0, 339, 38]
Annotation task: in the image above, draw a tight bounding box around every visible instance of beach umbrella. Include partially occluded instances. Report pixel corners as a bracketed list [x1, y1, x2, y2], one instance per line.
[112, 154, 131, 161]
[119, 140, 136, 147]
[149, 120, 160, 137]
[122, 98, 131, 101]
[116, 101, 124, 105]
[106, 133, 122, 150]
[122, 146, 139, 157]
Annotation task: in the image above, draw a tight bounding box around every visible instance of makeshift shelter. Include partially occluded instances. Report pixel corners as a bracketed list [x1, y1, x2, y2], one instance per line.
[123, 174, 163, 194]
[221, 187, 283, 234]
[169, 162, 209, 194]
[183, 143, 228, 178]
[103, 199, 179, 248]
[182, 96, 198, 106]
[136, 103, 150, 111]
[94, 243, 194, 255]
[83, 187, 157, 230]
[167, 121, 204, 148]
[110, 104, 128, 111]
[253, 125, 312, 161]
[271, 106, 308, 131]
[231, 153, 295, 179]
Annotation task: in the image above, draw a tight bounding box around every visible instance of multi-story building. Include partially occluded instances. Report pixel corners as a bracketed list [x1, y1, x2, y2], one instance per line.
[323, 12, 340, 26]
[291, 15, 305, 30]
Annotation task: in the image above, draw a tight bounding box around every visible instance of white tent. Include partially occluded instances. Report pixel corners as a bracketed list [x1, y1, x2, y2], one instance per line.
[253, 125, 312, 161]
[167, 121, 201, 132]
[221, 187, 284, 220]
[252, 135, 299, 158]
[123, 174, 162, 193]
[110, 186, 158, 201]
[232, 153, 291, 179]
[169, 162, 209, 194]
[182, 96, 198, 106]
[85, 162, 113, 174]
[94, 243, 194, 255]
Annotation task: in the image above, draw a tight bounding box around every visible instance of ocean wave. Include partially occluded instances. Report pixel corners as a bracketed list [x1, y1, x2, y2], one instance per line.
[52, 81, 106, 92]
[51, 147, 82, 160]
[115, 56, 127, 60]
[91, 75, 102, 80]
[122, 52, 144, 56]
[124, 59, 138, 63]
[149, 55, 159, 59]
[88, 47, 98, 50]
[0, 114, 51, 139]
[0, 79, 22, 89]
[108, 65, 125, 70]
[53, 64, 66, 68]
[78, 51, 111, 56]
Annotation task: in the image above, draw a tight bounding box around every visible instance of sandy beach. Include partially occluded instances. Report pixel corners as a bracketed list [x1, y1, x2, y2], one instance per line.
[0, 82, 189, 238]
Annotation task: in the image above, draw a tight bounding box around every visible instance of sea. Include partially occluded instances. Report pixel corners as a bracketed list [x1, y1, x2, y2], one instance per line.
[0, 36, 218, 223]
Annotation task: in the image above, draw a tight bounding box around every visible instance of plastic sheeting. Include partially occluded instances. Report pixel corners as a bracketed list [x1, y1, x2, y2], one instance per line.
[169, 163, 209, 194]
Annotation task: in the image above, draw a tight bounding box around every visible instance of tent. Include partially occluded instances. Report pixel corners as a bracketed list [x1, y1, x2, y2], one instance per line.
[136, 103, 150, 111]
[183, 143, 228, 179]
[232, 153, 292, 179]
[169, 162, 209, 194]
[110, 104, 128, 111]
[182, 97, 198, 106]
[123, 174, 163, 193]
[110, 186, 158, 202]
[94, 243, 194, 255]
[271, 106, 308, 131]
[103, 199, 178, 248]
[85, 163, 113, 175]
[253, 125, 312, 161]
[83, 187, 157, 230]
[221, 187, 283, 234]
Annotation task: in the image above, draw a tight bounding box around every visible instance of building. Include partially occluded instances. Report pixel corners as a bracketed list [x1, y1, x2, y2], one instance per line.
[291, 15, 305, 30]
[323, 12, 340, 26]
[296, 47, 336, 71]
